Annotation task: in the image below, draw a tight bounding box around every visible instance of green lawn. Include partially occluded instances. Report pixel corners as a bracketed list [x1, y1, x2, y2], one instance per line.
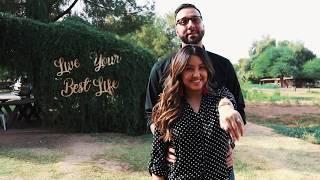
[248, 113, 320, 144]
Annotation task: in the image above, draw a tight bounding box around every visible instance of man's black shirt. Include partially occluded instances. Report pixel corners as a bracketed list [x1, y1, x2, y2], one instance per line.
[145, 50, 246, 127]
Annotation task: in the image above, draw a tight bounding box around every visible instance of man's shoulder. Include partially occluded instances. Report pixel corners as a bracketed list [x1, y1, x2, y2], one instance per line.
[153, 53, 176, 70]
[206, 50, 232, 65]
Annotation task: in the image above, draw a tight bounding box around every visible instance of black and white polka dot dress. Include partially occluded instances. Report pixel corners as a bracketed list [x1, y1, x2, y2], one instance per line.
[149, 87, 236, 180]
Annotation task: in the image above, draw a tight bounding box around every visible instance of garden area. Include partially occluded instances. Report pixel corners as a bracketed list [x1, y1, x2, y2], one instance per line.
[1, 87, 320, 180]
[1, 1, 320, 179]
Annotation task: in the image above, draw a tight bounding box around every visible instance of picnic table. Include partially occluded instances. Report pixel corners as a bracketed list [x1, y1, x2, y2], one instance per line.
[0, 92, 36, 129]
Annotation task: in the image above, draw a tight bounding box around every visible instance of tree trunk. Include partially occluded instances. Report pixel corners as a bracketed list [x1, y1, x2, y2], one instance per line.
[53, 0, 79, 22]
[280, 76, 284, 88]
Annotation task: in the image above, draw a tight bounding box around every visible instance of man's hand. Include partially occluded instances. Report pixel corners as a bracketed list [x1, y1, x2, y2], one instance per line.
[218, 98, 244, 141]
[166, 146, 176, 164]
[226, 144, 234, 167]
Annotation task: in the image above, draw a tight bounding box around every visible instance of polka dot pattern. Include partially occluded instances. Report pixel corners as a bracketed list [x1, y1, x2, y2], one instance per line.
[149, 87, 236, 180]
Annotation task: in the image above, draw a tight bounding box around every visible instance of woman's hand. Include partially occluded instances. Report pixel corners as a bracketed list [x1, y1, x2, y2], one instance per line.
[218, 98, 244, 141]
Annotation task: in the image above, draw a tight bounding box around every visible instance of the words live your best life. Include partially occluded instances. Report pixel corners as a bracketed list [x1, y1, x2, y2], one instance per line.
[54, 52, 120, 97]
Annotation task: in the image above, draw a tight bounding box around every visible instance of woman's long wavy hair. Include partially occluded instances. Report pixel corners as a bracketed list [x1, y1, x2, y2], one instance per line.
[152, 45, 215, 142]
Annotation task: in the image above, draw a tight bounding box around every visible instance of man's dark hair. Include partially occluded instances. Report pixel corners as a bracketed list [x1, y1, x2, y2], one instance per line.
[174, 3, 202, 19]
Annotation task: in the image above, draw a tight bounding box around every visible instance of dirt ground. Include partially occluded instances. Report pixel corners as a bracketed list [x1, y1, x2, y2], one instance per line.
[0, 104, 320, 179]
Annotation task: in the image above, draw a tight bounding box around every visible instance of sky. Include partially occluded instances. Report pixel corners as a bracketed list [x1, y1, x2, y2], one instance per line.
[153, 0, 320, 64]
[73, 0, 320, 64]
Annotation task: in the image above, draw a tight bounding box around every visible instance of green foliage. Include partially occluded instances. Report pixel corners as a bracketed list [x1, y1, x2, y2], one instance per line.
[251, 46, 297, 78]
[0, 0, 71, 22]
[0, 147, 64, 164]
[25, 0, 49, 22]
[247, 37, 317, 81]
[100, 135, 152, 171]
[243, 89, 268, 102]
[303, 58, 320, 80]
[249, 83, 280, 89]
[249, 113, 320, 144]
[250, 47, 274, 78]
[237, 58, 251, 79]
[249, 36, 276, 58]
[240, 81, 313, 104]
[269, 124, 320, 144]
[122, 14, 179, 59]
[269, 47, 296, 77]
[83, 0, 155, 35]
[0, 14, 156, 134]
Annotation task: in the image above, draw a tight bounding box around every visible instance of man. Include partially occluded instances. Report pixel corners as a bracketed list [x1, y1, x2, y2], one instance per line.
[145, 3, 245, 179]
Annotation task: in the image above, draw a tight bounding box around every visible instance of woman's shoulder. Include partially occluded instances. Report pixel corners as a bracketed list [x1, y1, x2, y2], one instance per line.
[208, 86, 230, 97]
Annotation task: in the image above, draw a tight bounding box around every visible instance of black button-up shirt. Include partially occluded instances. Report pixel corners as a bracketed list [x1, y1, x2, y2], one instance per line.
[149, 87, 235, 180]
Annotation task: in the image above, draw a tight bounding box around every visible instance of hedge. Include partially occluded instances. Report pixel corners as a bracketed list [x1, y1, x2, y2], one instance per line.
[0, 13, 156, 135]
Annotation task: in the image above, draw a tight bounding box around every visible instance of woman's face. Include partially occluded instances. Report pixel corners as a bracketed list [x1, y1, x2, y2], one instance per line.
[181, 55, 208, 94]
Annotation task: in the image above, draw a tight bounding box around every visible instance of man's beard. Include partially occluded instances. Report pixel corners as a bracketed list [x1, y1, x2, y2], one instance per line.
[180, 30, 205, 44]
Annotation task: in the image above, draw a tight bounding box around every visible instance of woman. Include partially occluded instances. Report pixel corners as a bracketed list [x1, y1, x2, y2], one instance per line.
[149, 45, 238, 180]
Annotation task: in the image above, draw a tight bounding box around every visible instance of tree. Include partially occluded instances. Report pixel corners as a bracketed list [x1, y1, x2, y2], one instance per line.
[269, 46, 296, 78]
[0, 0, 79, 22]
[122, 13, 179, 59]
[303, 58, 320, 80]
[237, 58, 254, 82]
[249, 36, 276, 58]
[278, 40, 316, 78]
[248, 37, 317, 83]
[83, 0, 155, 35]
[250, 46, 275, 79]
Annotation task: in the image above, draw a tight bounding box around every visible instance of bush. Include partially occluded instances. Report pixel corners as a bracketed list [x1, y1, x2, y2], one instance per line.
[0, 14, 156, 134]
[269, 124, 320, 144]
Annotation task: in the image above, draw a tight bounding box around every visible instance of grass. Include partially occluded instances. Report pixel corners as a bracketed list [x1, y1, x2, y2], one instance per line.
[94, 134, 152, 171]
[0, 146, 64, 178]
[93, 134, 269, 179]
[0, 133, 152, 179]
[270, 125, 320, 144]
[242, 82, 320, 105]
[0, 129, 319, 179]
[248, 113, 320, 144]
[0, 147, 64, 164]
[243, 88, 317, 105]
[244, 84, 320, 144]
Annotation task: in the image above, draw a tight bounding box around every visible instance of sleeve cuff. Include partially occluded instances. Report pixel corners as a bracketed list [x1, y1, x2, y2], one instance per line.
[149, 163, 168, 177]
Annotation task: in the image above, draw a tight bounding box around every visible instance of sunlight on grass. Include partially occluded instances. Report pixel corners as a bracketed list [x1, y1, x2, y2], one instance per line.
[234, 160, 258, 179]
[242, 83, 320, 105]
[0, 147, 65, 178]
[248, 112, 320, 144]
[0, 147, 64, 164]
[96, 134, 152, 171]
[77, 165, 150, 180]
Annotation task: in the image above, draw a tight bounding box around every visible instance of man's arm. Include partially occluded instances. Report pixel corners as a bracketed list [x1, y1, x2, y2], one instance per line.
[145, 62, 162, 131]
[225, 61, 246, 124]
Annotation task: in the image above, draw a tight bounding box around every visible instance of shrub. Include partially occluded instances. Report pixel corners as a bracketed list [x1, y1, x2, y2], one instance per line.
[0, 14, 156, 134]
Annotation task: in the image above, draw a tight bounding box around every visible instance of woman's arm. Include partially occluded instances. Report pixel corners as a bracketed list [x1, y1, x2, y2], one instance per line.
[218, 95, 244, 141]
[152, 174, 165, 180]
[149, 127, 169, 178]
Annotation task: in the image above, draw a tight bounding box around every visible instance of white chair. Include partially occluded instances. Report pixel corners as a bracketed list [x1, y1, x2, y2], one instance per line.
[0, 113, 6, 131]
